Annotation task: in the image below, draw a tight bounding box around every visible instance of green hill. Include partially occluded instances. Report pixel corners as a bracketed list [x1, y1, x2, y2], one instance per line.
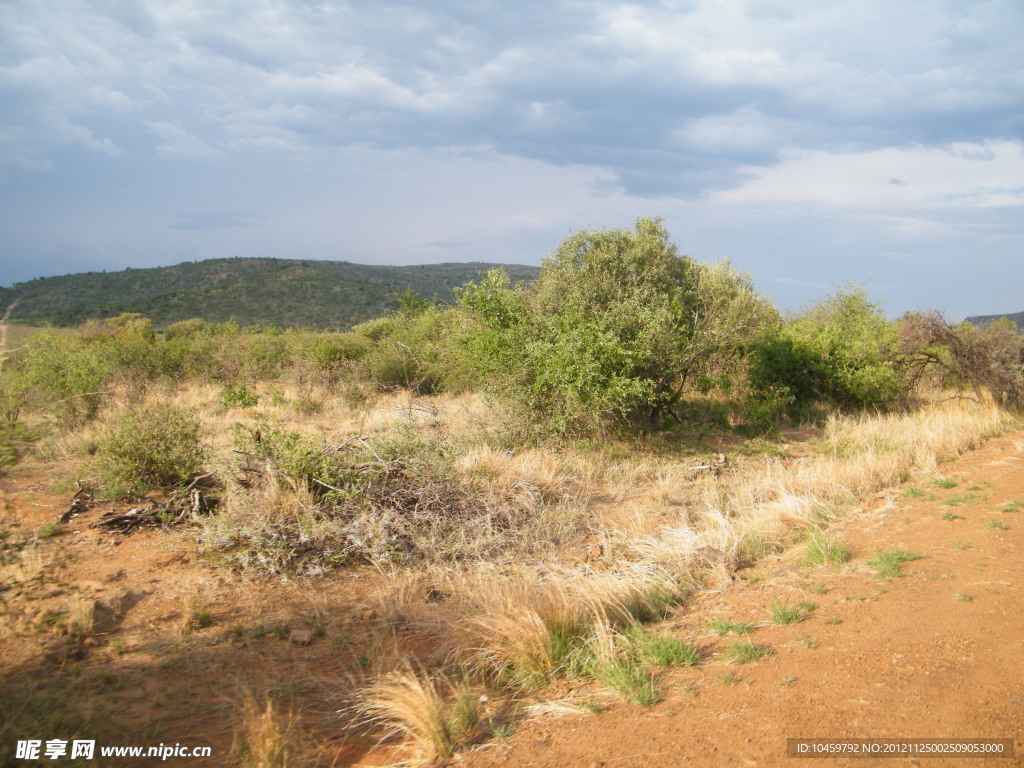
[966, 311, 1023, 329]
[0, 258, 539, 329]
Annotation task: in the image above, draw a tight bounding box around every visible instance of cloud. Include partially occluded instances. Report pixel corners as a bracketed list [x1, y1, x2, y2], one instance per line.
[1, 0, 1023, 320]
[1, 0, 1021, 195]
[147, 121, 223, 159]
[713, 140, 1024, 224]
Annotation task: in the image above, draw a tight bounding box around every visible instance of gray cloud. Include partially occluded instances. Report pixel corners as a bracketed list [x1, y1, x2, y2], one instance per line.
[4, 1, 1022, 194]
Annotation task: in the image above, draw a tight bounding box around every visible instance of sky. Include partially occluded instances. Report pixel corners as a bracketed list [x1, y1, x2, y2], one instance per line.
[1, 0, 1022, 319]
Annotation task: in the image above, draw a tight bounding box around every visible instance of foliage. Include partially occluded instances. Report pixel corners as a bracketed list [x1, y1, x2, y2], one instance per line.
[750, 286, 901, 411]
[92, 404, 205, 492]
[17, 329, 110, 426]
[458, 218, 776, 436]
[355, 305, 475, 395]
[222, 382, 260, 408]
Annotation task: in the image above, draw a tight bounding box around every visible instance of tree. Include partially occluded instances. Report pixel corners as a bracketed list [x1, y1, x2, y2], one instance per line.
[896, 311, 1024, 405]
[457, 218, 776, 436]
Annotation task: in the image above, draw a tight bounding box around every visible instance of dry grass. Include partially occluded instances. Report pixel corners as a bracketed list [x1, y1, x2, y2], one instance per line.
[232, 694, 305, 768]
[620, 402, 1010, 570]
[359, 667, 479, 765]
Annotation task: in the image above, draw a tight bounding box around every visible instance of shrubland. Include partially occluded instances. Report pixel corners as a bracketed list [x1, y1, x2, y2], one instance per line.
[1, 217, 1022, 763]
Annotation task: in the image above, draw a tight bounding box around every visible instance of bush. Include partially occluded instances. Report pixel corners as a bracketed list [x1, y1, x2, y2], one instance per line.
[19, 330, 110, 426]
[221, 382, 259, 408]
[457, 218, 775, 436]
[750, 286, 901, 411]
[92, 404, 205, 492]
[356, 306, 475, 395]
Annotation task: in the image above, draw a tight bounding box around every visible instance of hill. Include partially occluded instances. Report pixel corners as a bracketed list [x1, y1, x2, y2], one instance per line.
[966, 311, 1023, 328]
[0, 258, 539, 329]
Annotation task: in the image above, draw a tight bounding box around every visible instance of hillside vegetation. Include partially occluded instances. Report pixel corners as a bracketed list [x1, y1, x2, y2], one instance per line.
[967, 310, 1024, 329]
[0, 257, 540, 329]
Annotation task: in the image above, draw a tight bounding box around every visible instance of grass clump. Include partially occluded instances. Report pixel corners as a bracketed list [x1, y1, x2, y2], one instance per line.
[943, 494, 979, 507]
[866, 550, 924, 580]
[706, 618, 755, 636]
[232, 695, 303, 768]
[360, 668, 479, 763]
[92, 404, 204, 492]
[804, 531, 849, 566]
[37, 522, 63, 540]
[621, 625, 700, 668]
[596, 660, 660, 706]
[941, 511, 964, 521]
[985, 519, 1009, 531]
[768, 601, 816, 625]
[933, 476, 959, 489]
[723, 639, 773, 664]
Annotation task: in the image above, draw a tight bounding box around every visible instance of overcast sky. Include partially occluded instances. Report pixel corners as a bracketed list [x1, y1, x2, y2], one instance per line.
[1, 0, 1022, 318]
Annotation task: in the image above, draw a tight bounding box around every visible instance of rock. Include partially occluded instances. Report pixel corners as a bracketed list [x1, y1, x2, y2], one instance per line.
[288, 628, 315, 646]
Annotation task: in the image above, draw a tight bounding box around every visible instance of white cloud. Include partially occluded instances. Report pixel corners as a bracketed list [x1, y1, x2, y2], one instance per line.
[714, 140, 1024, 220]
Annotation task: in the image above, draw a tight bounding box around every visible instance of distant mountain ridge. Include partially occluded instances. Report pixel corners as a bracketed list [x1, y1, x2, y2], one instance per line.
[966, 311, 1023, 329]
[0, 257, 540, 330]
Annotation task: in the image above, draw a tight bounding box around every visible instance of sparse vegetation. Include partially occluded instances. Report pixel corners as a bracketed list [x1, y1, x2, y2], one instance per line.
[706, 618, 756, 636]
[867, 550, 925, 580]
[723, 639, 773, 664]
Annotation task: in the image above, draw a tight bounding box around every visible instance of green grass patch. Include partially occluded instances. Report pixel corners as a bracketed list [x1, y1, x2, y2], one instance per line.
[955, 593, 974, 602]
[768, 600, 816, 625]
[986, 520, 1009, 531]
[941, 511, 964, 521]
[705, 618, 755, 636]
[900, 487, 925, 499]
[866, 550, 924, 581]
[933, 476, 959, 489]
[723, 639, 773, 664]
[952, 540, 974, 550]
[596, 660, 660, 706]
[622, 625, 700, 668]
[943, 494, 980, 507]
[804, 531, 849, 566]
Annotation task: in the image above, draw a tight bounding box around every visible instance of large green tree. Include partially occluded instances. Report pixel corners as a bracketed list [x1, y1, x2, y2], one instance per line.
[458, 218, 776, 436]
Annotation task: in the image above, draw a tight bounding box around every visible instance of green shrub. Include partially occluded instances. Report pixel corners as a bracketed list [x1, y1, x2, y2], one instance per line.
[357, 306, 474, 395]
[751, 286, 901, 411]
[457, 218, 776, 437]
[92, 404, 205, 492]
[221, 382, 259, 408]
[163, 318, 207, 341]
[20, 330, 110, 425]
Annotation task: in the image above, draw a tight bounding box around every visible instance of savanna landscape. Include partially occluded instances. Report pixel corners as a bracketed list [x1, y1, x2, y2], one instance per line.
[2, 219, 1023, 767]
